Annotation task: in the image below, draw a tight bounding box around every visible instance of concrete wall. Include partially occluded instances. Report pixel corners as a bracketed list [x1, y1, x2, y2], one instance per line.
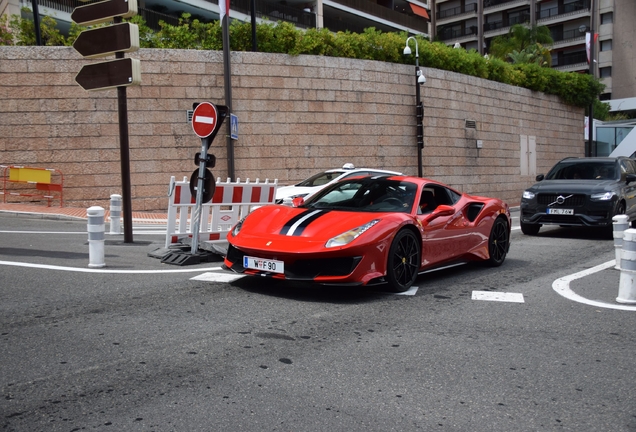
[0, 46, 584, 211]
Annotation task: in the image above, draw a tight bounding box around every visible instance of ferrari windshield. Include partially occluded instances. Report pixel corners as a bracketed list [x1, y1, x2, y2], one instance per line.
[545, 160, 619, 180]
[302, 178, 417, 213]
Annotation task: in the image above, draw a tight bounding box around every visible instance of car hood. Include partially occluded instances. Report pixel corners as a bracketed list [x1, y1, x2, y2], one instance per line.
[235, 205, 400, 243]
[527, 179, 620, 194]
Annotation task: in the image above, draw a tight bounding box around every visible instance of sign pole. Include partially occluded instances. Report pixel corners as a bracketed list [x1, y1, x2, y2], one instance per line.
[191, 137, 210, 254]
[221, 2, 235, 181]
[113, 16, 134, 243]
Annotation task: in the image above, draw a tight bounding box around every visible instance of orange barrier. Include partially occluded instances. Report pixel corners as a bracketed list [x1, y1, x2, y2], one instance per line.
[1, 165, 64, 207]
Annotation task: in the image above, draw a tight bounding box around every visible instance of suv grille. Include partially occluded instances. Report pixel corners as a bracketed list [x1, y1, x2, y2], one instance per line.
[537, 194, 586, 206]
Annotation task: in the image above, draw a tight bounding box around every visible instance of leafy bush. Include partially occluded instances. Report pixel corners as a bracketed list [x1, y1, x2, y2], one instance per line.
[0, 10, 606, 109]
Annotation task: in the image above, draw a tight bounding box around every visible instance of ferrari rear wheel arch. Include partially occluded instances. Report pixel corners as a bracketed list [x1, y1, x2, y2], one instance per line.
[385, 228, 421, 293]
[486, 216, 509, 267]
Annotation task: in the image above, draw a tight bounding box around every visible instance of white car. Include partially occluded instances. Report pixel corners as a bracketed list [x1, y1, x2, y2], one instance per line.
[275, 163, 403, 205]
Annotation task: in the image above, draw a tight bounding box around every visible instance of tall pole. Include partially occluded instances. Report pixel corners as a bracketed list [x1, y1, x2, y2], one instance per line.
[404, 36, 424, 178]
[587, 0, 595, 156]
[31, 0, 42, 46]
[221, 0, 235, 180]
[415, 58, 423, 178]
[251, 0, 257, 51]
[114, 16, 133, 243]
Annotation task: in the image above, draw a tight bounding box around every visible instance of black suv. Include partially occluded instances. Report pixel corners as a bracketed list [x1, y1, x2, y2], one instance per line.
[520, 157, 636, 235]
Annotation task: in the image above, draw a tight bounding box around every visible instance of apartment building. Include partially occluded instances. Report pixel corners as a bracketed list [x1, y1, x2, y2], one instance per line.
[1, 0, 430, 38]
[430, 0, 635, 112]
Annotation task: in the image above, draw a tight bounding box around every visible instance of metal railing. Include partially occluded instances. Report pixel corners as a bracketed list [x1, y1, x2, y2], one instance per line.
[437, 25, 478, 41]
[327, 0, 428, 33]
[537, 1, 590, 19]
[553, 50, 587, 67]
[437, 3, 477, 20]
[26, 0, 315, 30]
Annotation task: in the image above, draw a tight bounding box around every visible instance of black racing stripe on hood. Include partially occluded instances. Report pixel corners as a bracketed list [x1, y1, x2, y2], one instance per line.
[280, 209, 331, 236]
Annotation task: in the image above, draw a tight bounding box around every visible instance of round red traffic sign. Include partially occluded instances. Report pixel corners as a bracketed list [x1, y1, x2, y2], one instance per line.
[192, 102, 218, 138]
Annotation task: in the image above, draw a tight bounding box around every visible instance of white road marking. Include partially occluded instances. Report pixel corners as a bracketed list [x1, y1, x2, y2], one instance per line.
[393, 285, 419, 296]
[190, 272, 244, 282]
[472, 291, 525, 303]
[0, 260, 223, 274]
[552, 260, 636, 311]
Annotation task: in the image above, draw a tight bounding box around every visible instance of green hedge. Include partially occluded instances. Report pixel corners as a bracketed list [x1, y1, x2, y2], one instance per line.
[1, 12, 604, 108]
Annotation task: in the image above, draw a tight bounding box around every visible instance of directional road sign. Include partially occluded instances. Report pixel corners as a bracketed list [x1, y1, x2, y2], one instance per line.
[73, 23, 139, 59]
[192, 102, 219, 138]
[75, 58, 141, 91]
[71, 0, 138, 26]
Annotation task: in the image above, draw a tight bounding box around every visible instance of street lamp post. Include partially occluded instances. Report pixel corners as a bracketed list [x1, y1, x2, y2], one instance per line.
[404, 36, 426, 177]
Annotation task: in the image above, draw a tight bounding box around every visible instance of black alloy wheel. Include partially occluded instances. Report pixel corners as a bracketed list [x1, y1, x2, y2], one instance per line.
[487, 217, 509, 266]
[386, 229, 421, 293]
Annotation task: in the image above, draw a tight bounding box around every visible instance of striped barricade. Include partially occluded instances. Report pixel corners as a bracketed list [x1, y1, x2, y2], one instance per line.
[165, 176, 278, 249]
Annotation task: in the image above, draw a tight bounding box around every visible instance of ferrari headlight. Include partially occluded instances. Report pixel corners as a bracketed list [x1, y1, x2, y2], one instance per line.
[591, 191, 616, 201]
[325, 220, 380, 248]
[231, 217, 245, 236]
[522, 190, 535, 200]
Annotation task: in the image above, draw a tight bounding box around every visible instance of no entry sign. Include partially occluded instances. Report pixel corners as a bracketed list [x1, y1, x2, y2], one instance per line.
[192, 102, 218, 138]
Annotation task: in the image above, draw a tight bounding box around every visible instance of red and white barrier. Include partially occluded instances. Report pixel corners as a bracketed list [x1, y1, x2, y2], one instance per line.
[165, 176, 278, 249]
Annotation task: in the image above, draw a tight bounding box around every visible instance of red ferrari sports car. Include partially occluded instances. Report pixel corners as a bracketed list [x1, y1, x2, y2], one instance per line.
[223, 175, 511, 292]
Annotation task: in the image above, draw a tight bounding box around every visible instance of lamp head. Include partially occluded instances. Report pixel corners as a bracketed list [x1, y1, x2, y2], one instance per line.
[403, 45, 412, 56]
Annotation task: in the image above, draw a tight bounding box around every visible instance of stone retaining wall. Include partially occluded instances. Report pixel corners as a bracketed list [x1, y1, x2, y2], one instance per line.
[0, 46, 584, 211]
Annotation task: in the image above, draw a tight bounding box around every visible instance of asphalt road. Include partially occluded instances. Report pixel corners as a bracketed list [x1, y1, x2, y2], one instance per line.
[1, 212, 635, 432]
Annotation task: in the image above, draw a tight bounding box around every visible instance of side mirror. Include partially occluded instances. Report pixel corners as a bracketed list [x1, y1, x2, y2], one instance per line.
[626, 174, 636, 185]
[536, 174, 545, 181]
[292, 197, 305, 207]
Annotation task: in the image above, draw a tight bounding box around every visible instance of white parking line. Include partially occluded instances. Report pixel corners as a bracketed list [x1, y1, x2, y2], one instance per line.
[552, 260, 636, 311]
[0, 260, 223, 274]
[190, 272, 245, 282]
[472, 291, 524, 302]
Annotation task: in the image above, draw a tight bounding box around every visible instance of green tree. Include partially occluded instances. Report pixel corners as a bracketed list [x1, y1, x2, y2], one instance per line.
[490, 24, 553, 66]
[2, 8, 66, 46]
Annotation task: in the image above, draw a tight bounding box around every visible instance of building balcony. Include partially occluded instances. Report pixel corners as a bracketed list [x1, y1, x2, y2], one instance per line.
[536, 2, 590, 26]
[437, 25, 478, 41]
[551, 28, 586, 49]
[325, 0, 428, 34]
[436, 3, 477, 24]
[21, 0, 316, 31]
[483, 0, 530, 14]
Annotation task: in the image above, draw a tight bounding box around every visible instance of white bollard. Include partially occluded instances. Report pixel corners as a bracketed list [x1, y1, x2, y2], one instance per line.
[109, 194, 122, 235]
[612, 215, 629, 270]
[617, 228, 636, 304]
[87, 206, 106, 268]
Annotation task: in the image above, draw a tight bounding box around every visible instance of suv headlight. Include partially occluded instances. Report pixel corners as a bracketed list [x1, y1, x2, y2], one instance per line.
[591, 191, 616, 201]
[326, 220, 379, 248]
[522, 190, 535, 200]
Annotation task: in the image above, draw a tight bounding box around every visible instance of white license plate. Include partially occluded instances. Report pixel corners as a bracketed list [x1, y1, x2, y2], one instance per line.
[243, 256, 285, 274]
[547, 208, 574, 215]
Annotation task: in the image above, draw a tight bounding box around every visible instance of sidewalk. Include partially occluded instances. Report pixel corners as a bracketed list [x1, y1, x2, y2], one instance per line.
[0, 202, 168, 223]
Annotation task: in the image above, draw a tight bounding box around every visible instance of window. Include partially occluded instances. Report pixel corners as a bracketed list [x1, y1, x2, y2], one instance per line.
[601, 13, 613, 24]
[600, 67, 612, 78]
[600, 40, 612, 51]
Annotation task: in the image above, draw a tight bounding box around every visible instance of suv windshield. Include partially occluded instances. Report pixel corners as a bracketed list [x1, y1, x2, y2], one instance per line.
[303, 178, 417, 213]
[545, 161, 618, 181]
